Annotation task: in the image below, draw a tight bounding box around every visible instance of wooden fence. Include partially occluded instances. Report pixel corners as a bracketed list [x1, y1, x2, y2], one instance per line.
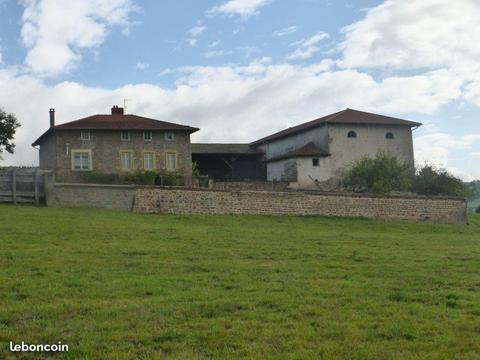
[0, 168, 50, 205]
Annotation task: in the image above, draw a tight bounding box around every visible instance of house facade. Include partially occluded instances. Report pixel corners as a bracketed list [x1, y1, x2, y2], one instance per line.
[191, 108, 421, 189]
[32, 106, 199, 182]
[250, 109, 421, 189]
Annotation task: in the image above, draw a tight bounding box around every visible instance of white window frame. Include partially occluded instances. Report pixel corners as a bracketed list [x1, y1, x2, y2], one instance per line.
[143, 131, 153, 141]
[120, 150, 134, 171]
[80, 131, 90, 140]
[71, 149, 92, 171]
[143, 151, 155, 170]
[121, 131, 131, 141]
[164, 131, 175, 141]
[165, 151, 177, 171]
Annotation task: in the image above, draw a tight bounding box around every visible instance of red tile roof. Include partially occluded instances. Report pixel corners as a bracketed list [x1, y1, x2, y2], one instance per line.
[266, 142, 330, 162]
[32, 114, 199, 146]
[251, 108, 422, 146]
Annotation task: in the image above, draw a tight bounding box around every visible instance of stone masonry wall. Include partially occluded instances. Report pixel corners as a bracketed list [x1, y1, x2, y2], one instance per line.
[46, 183, 135, 211]
[133, 188, 468, 224]
[210, 181, 289, 192]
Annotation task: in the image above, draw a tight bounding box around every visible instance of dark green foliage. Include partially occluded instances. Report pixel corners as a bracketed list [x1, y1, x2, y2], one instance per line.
[476, 205, 480, 214]
[342, 152, 414, 194]
[82, 171, 121, 184]
[343, 153, 468, 197]
[412, 165, 468, 197]
[82, 170, 185, 186]
[0, 107, 21, 155]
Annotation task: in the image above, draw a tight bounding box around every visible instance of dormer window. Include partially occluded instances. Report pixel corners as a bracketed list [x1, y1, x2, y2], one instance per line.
[347, 131, 357, 138]
[121, 131, 130, 141]
[80, 131, 90, 140]
[144, 131, 152, 141]
[386, 132, 394, 139]
[165, 132, 175, 141]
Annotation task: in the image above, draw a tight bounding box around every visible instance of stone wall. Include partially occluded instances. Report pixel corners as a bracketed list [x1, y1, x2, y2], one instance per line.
[133, 188, 468, 224]
[46, 183, 135, 211]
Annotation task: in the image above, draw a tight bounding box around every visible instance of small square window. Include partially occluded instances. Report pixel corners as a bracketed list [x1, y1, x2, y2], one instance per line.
[121, 131, 130, 141]
[312, 158, 319, 167]
[144, 131, 153, 141]
[165, 132, 175, 141]
[80, 131, 90, 140]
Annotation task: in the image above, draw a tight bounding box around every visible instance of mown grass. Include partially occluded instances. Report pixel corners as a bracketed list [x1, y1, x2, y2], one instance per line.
[0, 205, 479, 359]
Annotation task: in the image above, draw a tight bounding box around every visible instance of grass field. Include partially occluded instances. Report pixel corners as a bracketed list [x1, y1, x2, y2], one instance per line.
[1, 205, 479, 359]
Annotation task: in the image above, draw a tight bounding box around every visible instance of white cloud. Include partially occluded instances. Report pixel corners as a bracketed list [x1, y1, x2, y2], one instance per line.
[203, 50, 232, 58]
[339, 0, 480, 106]
[187, 38, 197, 47]
[135, 61, 148, 70]
[287, 32, 329, 60]
[414, 132, 480, 181]
[187, 25, 206, 37]
[274, 26, 297, 37]
[208, 0, 271, 18]
[208, 41, 221, 48]
[20, 0, 136, 77]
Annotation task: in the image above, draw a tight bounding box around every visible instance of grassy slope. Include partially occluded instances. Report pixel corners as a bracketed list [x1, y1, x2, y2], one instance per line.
[0, 206, 479, 359]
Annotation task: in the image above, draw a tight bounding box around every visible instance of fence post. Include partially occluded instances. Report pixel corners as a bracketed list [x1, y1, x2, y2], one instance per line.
[12, 169, 17, 205]
[34, 169, 40, 206]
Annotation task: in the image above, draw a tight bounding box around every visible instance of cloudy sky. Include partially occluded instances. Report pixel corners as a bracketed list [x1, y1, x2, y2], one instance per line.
[0, 0, 479, 180]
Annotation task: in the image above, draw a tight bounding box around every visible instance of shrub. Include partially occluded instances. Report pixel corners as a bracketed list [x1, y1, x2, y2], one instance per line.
[475, 205, 480, 214]
[82, 171, 120, 184]
[413, 165, 468, 197]
[342, 152, 414, 194]
[155, 170, 184, 186]
[123, 170, 157, 185]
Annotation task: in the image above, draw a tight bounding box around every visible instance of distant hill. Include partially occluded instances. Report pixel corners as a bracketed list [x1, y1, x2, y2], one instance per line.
[468, 180, 480, 212]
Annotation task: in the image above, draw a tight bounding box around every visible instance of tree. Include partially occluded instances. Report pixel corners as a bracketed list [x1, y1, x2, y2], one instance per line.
[342, 152, 414, 194]
[476, 205, 480, 214]
[413, 165, 468, 197]
[0, 107, 21, 157]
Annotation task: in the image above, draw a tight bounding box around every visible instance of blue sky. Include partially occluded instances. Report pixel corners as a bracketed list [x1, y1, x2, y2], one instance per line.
[0, 0, 479, 180]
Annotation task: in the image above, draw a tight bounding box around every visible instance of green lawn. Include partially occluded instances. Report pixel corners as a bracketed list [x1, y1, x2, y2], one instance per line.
[1, 206, 479, 359]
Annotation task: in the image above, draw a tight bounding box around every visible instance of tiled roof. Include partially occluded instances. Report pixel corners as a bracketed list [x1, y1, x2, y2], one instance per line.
[266, 142, 330, 162]
[32, 114, 199, 146]
[251, 108, 422, 145]
[191, 143, 263, 155]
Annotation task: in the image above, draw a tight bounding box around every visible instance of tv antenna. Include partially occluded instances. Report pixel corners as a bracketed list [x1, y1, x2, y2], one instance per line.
[123, 98, 131, 114]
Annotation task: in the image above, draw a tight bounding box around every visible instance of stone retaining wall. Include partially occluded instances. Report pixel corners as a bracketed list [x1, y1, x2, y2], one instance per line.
[133, 187, 468, 224]
[46, 183, 135, 211]
[209, 180, 289, 192]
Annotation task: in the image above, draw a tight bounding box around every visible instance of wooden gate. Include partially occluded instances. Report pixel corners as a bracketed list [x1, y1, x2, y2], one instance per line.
[0, 168, 50, 205]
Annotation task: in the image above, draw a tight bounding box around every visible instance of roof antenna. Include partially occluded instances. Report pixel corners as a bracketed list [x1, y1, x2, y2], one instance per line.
[123, 98, 131, 114]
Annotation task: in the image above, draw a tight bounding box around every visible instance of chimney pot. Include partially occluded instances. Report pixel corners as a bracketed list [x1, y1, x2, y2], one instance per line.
[111, 106, 124, 115]
[49, 108, 55, 128]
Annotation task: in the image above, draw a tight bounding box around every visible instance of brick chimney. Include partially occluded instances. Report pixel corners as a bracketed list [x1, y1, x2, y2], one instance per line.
[111, 105, 124, 115]
[49, 108, 55, 128]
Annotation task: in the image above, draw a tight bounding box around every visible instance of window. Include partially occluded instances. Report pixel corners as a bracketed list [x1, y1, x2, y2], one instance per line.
[144, 131, 152, 141]
[143, 152, 155, 170]
[71, 150, 91, 171]
[386, 132, 394, 139]
[165, 152, 177, 171]
[165, 132, 175, 141]
[120, 151, 133, 171]
[347, 130, 357, 138]
[80, 131, 90, 140]
[121, 131, 130, 141]
[312, 158, 319, 167]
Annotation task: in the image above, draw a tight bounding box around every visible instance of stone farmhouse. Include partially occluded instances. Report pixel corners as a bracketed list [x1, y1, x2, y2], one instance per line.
[192, 108, 421, 189]
[32, 106, 199, 182]
[33, 106, 421, 189]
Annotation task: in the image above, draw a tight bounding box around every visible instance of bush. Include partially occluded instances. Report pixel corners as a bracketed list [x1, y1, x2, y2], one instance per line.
[82, 171, 121, 184]
[81, 170, 185, 186]
[342, 152, 414, 194]
[475, 205, 480, 214]
[413, 165, 468, 197]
